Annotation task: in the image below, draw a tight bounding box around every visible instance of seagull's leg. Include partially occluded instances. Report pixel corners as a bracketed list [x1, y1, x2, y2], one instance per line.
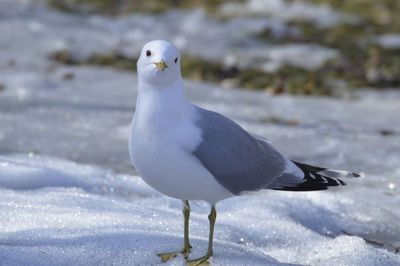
[187, 205, 216, 266]
[157, 200, 192, 262]
[182, 200, 193, 256]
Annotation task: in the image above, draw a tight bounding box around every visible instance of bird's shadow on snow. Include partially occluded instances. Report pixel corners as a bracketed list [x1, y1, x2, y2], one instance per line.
[285, 199, 344, 238]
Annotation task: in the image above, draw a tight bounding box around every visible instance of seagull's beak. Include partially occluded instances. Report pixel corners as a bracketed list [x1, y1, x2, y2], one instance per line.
[154, 60, 168, 71]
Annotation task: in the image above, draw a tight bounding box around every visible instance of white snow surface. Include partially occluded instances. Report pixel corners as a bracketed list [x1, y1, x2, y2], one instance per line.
[1, 0, 400, 265]
[374, 34, 400, 49]
[220, 0, 356, 28]
[1, 155, 400, 266]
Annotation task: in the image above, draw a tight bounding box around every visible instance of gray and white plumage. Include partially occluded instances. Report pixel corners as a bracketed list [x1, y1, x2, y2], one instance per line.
[193, 107, 287, 195]
[129, 40, 362, 264]
[129, 40, 360, 205]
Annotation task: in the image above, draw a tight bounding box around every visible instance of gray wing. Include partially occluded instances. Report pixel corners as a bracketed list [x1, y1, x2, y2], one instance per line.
[192, 107, 287, 195]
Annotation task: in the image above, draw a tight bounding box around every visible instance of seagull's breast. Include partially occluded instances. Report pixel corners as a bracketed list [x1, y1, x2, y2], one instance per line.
[129, 93, 232, 204]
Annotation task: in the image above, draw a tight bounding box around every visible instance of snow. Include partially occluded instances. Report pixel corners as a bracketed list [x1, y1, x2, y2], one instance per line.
[220, 0, 356, 28]
[1, 0, 400, 265]
[374, 34, 400, 49]
[1, 155, 400, 265]
[247, 44, 337, 72]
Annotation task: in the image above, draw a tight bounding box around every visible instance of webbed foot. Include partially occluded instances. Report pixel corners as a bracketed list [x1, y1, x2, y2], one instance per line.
[186, 254, 211, 266]
[157, 245, 192, 262]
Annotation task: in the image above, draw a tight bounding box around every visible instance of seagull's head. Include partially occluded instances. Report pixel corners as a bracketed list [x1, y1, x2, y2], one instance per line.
[137, 40, 182, 86]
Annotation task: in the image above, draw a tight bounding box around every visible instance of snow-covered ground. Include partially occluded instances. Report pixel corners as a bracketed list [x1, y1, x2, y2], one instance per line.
[1, 0, 400, 265]
[1, 154, 400, 266]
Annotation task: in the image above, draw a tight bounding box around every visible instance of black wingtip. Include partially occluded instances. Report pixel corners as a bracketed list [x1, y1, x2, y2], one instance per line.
[352, 172, 363, 178]
[276, 161, 352, 192]
[272, 161, 362, 192]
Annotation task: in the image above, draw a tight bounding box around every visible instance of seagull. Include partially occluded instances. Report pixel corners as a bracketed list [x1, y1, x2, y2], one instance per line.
[129, 40, 360, 265]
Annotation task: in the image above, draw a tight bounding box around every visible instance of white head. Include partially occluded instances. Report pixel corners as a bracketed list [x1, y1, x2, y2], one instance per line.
[137, 40, 182, 86]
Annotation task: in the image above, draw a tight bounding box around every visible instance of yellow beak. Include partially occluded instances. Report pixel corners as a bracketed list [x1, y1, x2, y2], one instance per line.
[154, 60, 168, 71]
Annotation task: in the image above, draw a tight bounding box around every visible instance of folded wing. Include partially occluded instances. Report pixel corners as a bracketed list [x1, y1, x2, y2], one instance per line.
[192, 107, 287, 195]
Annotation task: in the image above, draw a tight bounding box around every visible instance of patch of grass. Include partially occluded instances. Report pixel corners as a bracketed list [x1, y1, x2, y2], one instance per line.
[49, 50, 332, 95]
[47, 0, 242, 15]
[310, 0, 400, 32]
[292, 20, 400, 88]
[257, 24, 400, 91]
[181, 55, 335, 95]
[259, 115, 300, 126]
[294, 0, 400, 88]
[254, 0, 400, 91]
[49, 50, 137, 69]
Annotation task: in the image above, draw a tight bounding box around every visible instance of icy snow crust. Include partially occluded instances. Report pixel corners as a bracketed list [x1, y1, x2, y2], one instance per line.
[0, 155, 400, 265]
[1, 155, 400, 266]
[1, 0, 400, 265]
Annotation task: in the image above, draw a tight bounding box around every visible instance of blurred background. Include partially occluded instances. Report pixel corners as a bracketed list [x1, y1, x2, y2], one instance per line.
[0, 0, 400, 263]
[44, 0, 400, 95]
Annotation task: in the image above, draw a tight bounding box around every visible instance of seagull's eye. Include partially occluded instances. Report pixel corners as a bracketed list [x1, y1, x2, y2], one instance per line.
[146, 50, 151, 57]
[174, 57, 178, 63]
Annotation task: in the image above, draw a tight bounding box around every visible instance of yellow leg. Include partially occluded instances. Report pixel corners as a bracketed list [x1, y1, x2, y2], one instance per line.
[187, 206, 216, 266]
[157, 200, 192, 262]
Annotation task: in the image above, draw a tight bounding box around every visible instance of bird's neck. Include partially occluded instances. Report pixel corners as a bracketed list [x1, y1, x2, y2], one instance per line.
[134, 79, 194, 130]
[138, 78, 185, 98]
